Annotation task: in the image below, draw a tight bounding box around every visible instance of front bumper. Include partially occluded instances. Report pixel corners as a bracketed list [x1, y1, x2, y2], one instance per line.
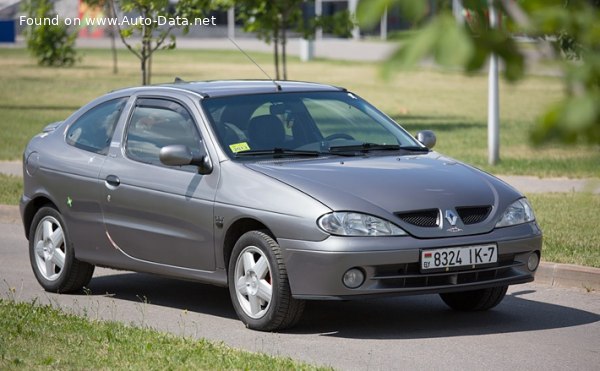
[279, 222, 542, 300]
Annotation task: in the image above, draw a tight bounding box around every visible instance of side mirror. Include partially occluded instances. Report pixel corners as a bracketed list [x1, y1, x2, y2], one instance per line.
[416, 130, 436, 149]
[159, 144, 213, 174]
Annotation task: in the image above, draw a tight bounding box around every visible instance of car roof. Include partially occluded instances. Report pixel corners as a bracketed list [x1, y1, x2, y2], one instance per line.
[115, 80, 345, 98]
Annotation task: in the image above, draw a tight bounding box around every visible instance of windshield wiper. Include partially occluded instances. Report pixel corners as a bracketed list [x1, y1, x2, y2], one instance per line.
[397, 145, 430, 152]
[327, 143, 430, 156]
[328, 143, 429, 154]
[235, 148, 321, 158]
[329, 143, 400, 153]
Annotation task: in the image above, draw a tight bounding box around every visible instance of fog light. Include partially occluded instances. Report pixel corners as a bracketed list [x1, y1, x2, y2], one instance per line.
[342, 268, 365, 289]
[527, 252, 540, 271]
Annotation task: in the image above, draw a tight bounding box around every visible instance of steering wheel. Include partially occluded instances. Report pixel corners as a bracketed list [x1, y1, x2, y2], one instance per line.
[324, 133, 355, 141]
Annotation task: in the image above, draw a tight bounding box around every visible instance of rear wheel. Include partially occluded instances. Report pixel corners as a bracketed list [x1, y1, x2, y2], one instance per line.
[440, 286, 508, 311]
[29, 206, 94, 293]
[228, 230, 304, 331]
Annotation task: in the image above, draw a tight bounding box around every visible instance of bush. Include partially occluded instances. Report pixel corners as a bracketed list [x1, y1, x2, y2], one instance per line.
[22, 0, 78, 67]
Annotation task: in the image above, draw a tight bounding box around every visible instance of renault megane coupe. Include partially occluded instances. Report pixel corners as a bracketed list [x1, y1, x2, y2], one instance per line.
[20, 80, 542, 331]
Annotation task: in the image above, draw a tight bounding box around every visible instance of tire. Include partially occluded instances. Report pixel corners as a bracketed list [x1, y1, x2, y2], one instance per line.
[440, 285, 508, 311]
[228, 230, 305, 331]
[29, 206, 95, 293]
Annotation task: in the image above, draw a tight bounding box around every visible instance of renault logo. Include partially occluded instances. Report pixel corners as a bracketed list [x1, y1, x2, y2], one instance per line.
[445, 210, 458, 227]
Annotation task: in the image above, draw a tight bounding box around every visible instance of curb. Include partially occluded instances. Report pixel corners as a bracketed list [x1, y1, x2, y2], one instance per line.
[1, 205, 598, 292]
[536, 262, 600, 292]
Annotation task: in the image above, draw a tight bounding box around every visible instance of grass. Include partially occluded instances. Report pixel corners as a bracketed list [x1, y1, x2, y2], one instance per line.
[0, 47, 598, 177]
[0, 175, 22, 205]
[527, 192, 600, 268]
[0, 299, 326, 370]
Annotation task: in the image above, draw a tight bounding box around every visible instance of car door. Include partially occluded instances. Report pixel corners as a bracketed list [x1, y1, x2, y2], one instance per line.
[55, 96, 129, 258]
[99, 96, 218, 271]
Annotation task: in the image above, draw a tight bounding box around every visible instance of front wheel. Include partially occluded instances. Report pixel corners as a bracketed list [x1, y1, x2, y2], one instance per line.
[439, 285, 508, 311]
[29, 206, 94, 293]
[228, 231, 305, 331]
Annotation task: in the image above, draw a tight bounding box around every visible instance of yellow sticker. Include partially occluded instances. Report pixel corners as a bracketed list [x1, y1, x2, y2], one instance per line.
[229, 142, 251, 153]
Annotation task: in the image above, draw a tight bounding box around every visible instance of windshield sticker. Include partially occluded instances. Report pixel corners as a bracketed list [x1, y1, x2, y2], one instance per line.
[229, 142, 251, 153]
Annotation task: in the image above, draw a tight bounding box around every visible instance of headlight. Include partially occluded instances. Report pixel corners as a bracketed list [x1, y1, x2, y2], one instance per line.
[318, 212, 407, 236]
[495, 198, 535, 228]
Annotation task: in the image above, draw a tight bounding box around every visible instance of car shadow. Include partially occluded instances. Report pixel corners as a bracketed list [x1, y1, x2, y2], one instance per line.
[292, 290, 600, 339]
[84, 272, 238, 320]
[82, 272, 599, 339]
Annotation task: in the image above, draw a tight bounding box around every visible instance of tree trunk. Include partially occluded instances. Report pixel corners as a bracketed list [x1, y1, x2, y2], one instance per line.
[141, 57, 147, 85]
[282, 19, 287, 80]
[273, 25, 280, 80]
[110, 32, 118, 74]
[141, 35, 149, 85]
[140, 9, 149, 85]
[107, 2, 118, 74]
[148, 54, 152, 85]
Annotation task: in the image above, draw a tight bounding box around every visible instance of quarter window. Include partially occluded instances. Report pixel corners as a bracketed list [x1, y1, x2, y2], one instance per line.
[66, 98, 127, 155]
[125, 99, 202, 167]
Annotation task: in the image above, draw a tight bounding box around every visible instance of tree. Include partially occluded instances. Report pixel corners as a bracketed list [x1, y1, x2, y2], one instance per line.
[83, 0, 119, 74]
[235, 0, 354, 80]
[109, 0, 217, 85]
[22, 0, 78, 67]
[358, 0, 600, 146]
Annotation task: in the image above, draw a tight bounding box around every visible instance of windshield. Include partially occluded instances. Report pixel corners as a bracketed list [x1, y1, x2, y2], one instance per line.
[200, 91, 422, 159]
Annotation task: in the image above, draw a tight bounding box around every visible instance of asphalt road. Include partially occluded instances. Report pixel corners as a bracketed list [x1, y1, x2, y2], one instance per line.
[1, 221, 598, 370]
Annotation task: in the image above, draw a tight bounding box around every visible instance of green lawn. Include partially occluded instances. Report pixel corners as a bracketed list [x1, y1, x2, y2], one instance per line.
[0, 174, 22, 205]
[0, 47, 598, 176]
[0, 299, 326, 370]
[527, 192, 600, 268]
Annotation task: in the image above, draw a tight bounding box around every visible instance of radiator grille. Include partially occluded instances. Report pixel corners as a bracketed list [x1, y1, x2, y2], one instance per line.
[456, 206, 492, 225]
[395, 209, 439, 228]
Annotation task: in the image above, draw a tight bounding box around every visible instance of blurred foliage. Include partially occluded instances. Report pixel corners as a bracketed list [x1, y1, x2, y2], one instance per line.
[358, 0, 600, 146]
[234, 0, 354, 80]
[22, 0, 78, 67]
[110, 0, 222, 84]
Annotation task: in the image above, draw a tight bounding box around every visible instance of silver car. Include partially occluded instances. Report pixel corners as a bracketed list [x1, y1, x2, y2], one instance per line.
[20, 80, 542, 331]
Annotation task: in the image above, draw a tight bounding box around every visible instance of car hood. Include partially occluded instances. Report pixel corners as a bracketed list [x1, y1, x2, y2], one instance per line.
[245, 153, 523, 238]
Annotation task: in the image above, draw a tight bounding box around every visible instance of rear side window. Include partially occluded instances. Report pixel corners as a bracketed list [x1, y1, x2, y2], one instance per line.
[66, 98, 127, 155]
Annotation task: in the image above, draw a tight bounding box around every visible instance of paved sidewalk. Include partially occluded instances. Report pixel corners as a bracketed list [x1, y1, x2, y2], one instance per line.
[6, 36, 397, 62]
[4, 36, 558, 71]
[0, 161, 20, 177]
[2, 160, 598, 194]
[497, 175, 600, 194]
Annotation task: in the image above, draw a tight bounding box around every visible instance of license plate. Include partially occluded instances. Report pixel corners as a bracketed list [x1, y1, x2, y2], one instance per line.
[420, 244, 497, 271]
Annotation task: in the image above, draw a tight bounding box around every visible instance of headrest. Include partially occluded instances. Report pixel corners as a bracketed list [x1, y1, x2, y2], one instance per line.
[248, 115, 285, 149]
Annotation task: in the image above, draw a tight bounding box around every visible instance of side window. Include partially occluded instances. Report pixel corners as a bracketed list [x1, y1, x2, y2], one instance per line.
[125, 99, 202, 167]
[66, 98, 127, 155]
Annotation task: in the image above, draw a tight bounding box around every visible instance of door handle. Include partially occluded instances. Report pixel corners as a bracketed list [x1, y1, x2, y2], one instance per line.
[105, 175, 120, 187]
